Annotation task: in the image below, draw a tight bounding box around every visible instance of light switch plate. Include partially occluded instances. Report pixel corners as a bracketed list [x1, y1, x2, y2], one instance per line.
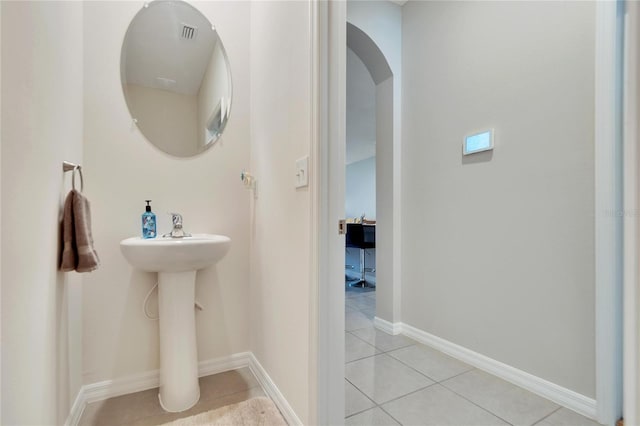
[295, 156, 309, 188]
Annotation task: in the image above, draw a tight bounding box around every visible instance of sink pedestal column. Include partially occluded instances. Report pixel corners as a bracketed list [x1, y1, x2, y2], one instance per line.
[157, 271, 200, 412]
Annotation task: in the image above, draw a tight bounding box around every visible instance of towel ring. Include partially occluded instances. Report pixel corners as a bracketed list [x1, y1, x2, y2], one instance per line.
[72, 166, 84, 192]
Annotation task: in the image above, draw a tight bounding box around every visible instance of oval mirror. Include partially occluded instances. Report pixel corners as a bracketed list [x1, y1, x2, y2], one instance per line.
[121, 1, 232, 157]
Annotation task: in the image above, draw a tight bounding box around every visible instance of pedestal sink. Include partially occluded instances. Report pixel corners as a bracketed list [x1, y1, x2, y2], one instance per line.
[120, 234, 231, 412]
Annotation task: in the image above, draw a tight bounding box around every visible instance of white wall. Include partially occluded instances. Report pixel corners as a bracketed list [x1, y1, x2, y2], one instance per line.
[82, 1, 251, 385]
[346, 156, 376, 220]
[347, 1, 402, 323]
[249, 1, 313, 423]
[401, 1, 595, 397]
[346, 47, 375, 165]
[125, 84, 199, 156]
[375, 77, 395, 321]
[1, 2, 84, 424]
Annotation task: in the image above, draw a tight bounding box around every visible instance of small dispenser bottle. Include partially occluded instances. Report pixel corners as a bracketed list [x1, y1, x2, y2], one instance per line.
[142, 200, 156, 239]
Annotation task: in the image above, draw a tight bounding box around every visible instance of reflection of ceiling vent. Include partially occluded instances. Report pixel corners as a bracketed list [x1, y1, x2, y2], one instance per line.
[181, 24, 197, 40]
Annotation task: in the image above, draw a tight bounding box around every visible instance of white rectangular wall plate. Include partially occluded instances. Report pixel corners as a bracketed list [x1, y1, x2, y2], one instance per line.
[463, 129, 494, 155]
[295, 156, 309, 188]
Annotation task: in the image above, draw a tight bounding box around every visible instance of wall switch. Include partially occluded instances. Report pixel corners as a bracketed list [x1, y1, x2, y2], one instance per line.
[295, 156, 309, 188]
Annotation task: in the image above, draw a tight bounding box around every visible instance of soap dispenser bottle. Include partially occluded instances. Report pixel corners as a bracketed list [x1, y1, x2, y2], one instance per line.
[142, 200, 156, 239]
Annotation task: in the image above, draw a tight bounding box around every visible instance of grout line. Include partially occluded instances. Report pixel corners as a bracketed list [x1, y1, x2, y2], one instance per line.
[438, 380, 516, 426]
[344, 377, 379, 411]
[344, 292, 408, 425]
[383, 350, 446, 384]
[344, 380, 437, 424]
[345, 294, 480, 425]
[433, 366, 477, 384]
[376, 382, 437, 407]
[438, 369, 562, 426]
[345, 352, 387, 366]
[344, 406, 378, 420]
[344, 293, 562, 426]
[382, 343, 476, 385]
[345, 352, 380, 364]
[346, 330, 376, 344]
[377, 402, 405, 425]
[380, 342, 416, 353]
[346, 326, 375, 333]
[531, 406, 562, 426]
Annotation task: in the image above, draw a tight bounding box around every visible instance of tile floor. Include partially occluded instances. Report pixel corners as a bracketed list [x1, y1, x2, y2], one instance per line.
[78, 367, 266, 425]
[344, 288, 603, 426]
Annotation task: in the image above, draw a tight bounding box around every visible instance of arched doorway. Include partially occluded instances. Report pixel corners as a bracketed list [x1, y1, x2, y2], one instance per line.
[346, 21, 399, 327]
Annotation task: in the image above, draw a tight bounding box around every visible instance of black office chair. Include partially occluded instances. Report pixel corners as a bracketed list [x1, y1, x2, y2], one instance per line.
[345, 223, 376, 287]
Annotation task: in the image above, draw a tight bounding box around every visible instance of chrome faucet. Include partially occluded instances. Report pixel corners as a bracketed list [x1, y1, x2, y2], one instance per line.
[163, 213, 192, 238]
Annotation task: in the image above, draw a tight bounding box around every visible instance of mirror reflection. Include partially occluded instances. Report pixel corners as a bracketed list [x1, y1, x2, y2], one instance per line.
[121, 0, 232, 157]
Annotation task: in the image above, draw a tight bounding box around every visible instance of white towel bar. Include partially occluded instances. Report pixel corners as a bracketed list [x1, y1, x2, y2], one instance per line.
[62, 161, 84, 192]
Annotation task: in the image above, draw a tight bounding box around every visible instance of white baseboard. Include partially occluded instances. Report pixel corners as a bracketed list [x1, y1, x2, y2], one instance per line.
[248, 353, 303, 426]
[198, 352, 252, 378]
[82, 368, 162, 404]
[373, 316, 402, 335]
[64, 388, 86, 426]
[65, 352, 300, 426]
[400, 322, 597, 420]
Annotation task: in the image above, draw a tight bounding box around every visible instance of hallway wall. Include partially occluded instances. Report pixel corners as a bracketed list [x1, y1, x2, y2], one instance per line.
[346, 156, 376, 220]
[346, 47, 376, 165]
[401, 1, 596, 397]
[1, 2, 84, 423]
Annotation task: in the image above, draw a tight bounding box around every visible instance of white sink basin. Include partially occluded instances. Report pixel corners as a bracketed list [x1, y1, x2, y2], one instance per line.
[120, 233, 231, 273]
[119, 233, 231, 412]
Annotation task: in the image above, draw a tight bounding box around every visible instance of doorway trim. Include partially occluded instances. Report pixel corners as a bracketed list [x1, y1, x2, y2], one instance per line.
[311, 1, 347, 425]
[595, 1, 624, 425]
[313, 1, 625, 425]
[622, 1, 640, 424]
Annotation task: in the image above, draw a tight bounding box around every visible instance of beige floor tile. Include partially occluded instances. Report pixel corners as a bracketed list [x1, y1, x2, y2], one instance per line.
[351, 327, 416, 352]
[387, 344, 474, 382]
[345, 407, 400, 426]
[345, 380, 375, 417]
[346, 332, 381, 363]
[345, 354, 433, 404]
[346, 310, 374, 331]
[382, 384, 509, 426]
[534, 408, 603, 426]
[198, 367, 260, 402]
[442, 369, 559, 426]
[79, 388, 163, 426]
[78, 368, 264, 426]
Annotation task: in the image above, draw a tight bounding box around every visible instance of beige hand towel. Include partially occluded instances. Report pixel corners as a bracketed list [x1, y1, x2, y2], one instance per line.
[60, 191, 77, 271]
[61, 189, 99, 272]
